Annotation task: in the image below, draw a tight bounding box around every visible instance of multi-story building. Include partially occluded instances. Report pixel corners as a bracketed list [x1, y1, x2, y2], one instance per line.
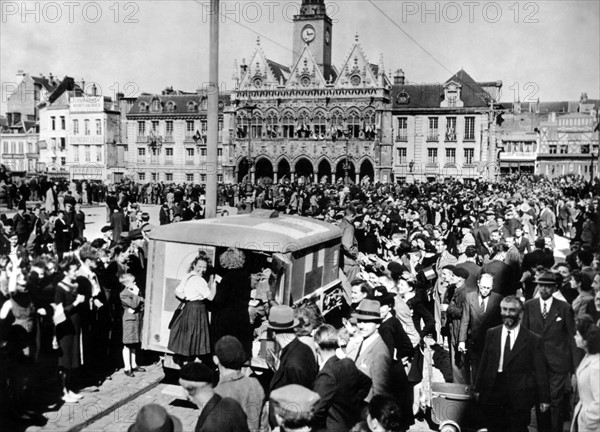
[0, 120, 39, 174]
[5, 71, 59, 125]
[227, 0, 393, 184]
[497, 102, 543, 175]
[537, 95, 599, 179]
[390, 69, 502, 181]
[498, 95, 600, 179]
[0, 72, 59, 174]
[125, 88, 229, 183]
[38, 79, 122, 181]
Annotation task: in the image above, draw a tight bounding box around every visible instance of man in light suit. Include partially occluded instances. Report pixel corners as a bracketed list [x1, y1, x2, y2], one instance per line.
[475, 296, 550, 432]
[312, 324, 371, 432]
[348, 299, 392, 402]
[522, 271, 578, 432]
[458, 273, 503, 384]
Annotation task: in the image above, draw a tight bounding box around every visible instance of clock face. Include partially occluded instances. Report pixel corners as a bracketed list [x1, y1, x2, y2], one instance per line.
[302, 25, 316, 43]
[325, 29, 330, 45]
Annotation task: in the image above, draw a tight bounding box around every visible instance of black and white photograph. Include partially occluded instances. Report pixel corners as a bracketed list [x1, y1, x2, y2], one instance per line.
[1, 1, 599, 431]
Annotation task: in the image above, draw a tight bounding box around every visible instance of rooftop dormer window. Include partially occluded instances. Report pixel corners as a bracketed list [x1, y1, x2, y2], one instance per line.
[166, 101, 176, 112]
[151, 98, 162, 112]
[187, 101, 198, 112]
[442, 82, 464, 108]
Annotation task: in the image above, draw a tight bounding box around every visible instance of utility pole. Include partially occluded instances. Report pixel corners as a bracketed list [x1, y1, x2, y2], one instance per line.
[205, 0, 219, 218]
[487, 99, 497, 181]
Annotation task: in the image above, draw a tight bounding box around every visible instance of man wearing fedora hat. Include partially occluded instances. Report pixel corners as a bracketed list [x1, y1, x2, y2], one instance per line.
[128, 404, 183, 432]
[347, 299, 392, 403]
[522, 271, 577, 432]
[268, 305, 318, 427]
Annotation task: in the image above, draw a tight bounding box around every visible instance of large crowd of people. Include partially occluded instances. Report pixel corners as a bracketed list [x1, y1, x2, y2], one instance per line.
[1, 171, 600, 432]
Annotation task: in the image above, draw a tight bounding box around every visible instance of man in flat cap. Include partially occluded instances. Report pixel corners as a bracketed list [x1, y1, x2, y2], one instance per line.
[213, 336, 264, 432]
[179, 362, 249, 432]
[270, 384, 320, 432]
[522, 271, 577, 432]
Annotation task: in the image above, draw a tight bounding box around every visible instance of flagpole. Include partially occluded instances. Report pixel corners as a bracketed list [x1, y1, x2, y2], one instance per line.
[205, 0, 219, 219]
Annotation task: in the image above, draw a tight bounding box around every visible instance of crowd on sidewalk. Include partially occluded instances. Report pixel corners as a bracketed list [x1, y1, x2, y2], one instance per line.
[1, 172, 600, 431]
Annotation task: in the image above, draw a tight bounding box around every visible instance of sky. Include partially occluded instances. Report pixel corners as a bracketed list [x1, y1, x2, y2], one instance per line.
[1, 0, 599, 114]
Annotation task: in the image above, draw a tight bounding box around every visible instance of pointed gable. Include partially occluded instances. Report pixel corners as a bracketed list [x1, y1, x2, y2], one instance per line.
[239, 47, 287, 90]
[335, 42, 379, 89]
[286, 44, 328, 89]
[444, 69, 488, 107]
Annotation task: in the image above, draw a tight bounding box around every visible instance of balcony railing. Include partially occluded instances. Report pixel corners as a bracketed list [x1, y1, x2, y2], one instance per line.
[445, 132, 457, 142]
[396, 134, 408, 142]
[426, 133, 438, 142]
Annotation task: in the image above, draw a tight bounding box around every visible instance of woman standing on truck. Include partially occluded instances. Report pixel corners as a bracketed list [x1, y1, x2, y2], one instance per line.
[168, 255, 216, 365]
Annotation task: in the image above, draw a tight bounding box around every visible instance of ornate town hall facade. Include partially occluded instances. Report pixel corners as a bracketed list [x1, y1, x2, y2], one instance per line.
[122, 0, 502, 184]
[227, 0, 394, 184]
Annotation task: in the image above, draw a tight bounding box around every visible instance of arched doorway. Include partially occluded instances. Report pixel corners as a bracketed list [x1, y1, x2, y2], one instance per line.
[317, 159, 332, 183]
[335, 158, 355, 184]
[255, 158, 274, 181]
[237, 157, 252, 183]
[295, 158, 314, 183]
[277, 159, 291, 183]
[360, 159, 375, 183]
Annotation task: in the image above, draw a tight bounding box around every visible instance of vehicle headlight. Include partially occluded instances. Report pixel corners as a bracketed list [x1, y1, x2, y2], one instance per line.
[439, 420, 460, 432]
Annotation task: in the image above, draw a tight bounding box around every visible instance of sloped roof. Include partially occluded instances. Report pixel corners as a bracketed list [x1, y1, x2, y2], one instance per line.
[127, 93, 231, 116]
[47, 77, 82, 104]
[391, 84, 443, 108]
[266, 60, 290, 85]
[392, 69, 491, 109]
[32, 76, 58, 92]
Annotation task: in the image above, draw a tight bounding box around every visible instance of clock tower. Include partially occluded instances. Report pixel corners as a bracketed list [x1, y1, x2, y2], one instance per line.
[293, 0, 333, 74]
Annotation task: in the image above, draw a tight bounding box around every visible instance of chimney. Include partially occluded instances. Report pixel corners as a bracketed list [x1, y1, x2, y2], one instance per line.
[81, 78, 86, 94]
[394, 69, 405, 85]
[16, 70, 25, 77]
[91, 84, 98, 96]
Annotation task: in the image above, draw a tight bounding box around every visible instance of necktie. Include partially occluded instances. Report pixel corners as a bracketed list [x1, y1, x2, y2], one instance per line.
[502, 330, 511, 371]
[480, 298, 485, 315]
[355, 339, 364, 361]
[542, 302, 547, 321]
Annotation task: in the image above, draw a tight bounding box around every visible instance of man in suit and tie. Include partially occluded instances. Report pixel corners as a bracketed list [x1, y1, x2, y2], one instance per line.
[475, 296, 550, 432]
[348, 299, 392, 402]
[312, 324, 371, 432]
[458, 273, 503, 385]
[522, 271, 578, 432]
